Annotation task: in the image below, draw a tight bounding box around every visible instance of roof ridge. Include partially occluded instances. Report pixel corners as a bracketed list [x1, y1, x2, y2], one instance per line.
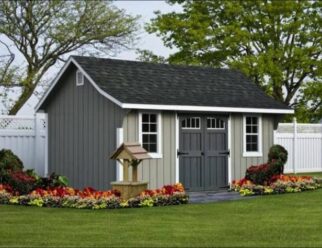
[70, 55, 235, 72]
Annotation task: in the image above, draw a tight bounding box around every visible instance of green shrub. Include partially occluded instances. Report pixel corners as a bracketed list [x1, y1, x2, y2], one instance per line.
[245, 145, 288, 185]
[0, 149, 23, 172]
[7, 170, 37, 195]
[0, 169, 9, 184]
[268, 145, 288, 174]
[269, 159, 285, 176]
[36, 173, 69, 189]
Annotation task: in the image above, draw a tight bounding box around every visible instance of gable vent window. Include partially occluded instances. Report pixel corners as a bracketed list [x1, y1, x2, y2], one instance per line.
[243, 115, 262, 157]
[139, 112, 162, 158]
[76, 70, 84, 86]
[207, 117, 225, 129]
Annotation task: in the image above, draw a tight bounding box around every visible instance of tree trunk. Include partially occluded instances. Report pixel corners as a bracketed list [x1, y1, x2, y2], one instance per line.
[8, 66, 41, 115]
[8, 84, 36, 115]
[272, 84, 284, 104]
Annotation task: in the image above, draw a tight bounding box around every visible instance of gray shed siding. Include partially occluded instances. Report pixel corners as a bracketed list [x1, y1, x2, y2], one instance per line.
[122, 111, 177, 189]
[43, 65, 126, 190]
[123, 111, 275, 187]
[230, 114, 274, 180]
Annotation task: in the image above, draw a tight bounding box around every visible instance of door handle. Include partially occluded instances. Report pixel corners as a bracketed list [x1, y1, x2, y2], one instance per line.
[219, 150, 230, 155]
[177, 151, 189, 156]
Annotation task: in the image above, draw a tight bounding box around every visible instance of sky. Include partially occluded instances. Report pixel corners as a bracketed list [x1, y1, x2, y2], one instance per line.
[1, 1, 181, 115]
[113, 1, 181, 60]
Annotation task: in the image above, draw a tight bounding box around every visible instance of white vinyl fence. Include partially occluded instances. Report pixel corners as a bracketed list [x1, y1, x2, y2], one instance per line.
[274, 119, 322, 173]
[0, 115, 321, 176]
[0, 114, 47, 176]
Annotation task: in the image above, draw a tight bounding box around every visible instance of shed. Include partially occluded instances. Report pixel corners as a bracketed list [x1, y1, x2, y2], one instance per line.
[36, 56, 294, 191]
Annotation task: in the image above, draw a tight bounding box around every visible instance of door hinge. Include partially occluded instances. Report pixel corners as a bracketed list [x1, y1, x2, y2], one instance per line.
[219, 150, 230, 156]
[177, 150, 189, 156]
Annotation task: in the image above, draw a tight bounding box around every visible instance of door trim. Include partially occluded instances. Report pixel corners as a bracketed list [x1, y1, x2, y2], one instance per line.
[175, 112, 179, 183]
[228, 114, 232, 184]
[175, 113, 232, 187]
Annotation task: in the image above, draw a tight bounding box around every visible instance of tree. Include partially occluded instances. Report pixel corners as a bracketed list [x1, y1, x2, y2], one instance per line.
[144, 0, 322, 122]
[136, 49, 167, 64]
[0, 0, 139, 114]
[294, 82, 322, 123]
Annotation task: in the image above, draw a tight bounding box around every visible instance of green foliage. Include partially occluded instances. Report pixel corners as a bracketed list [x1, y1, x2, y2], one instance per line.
[6, 171, 37, 195]
[25, 169, 40, 181]
[268, 144, 288, 177]
[245, 163, 272, 185]
[0, 149, 23, 172]
[269, 159, 285, 176]
[136, 49, 167, 64]
[57, 175, 68, 187]
[36, 173, 69, 189]
[294, 82, 322, 123]
[139, 198, 154, 207]
[28, 198, 44, 207]
[145, 0, 322, 122]
[0, 149, 69, 193]
[0, 0, 139, 114]
[268, 145, 288, 165]
[246, 145, 288, 184]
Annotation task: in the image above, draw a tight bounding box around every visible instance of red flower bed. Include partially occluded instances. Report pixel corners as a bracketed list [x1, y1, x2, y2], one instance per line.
[5, 170, 37, 195]
[140, 183, 185, 197]
[30, 186, 121, 199]
[245, 163, 273, 185]
[10, 171, 36, 182]
[270, 174, 312, 183]
[233, 174, 314, 188]
[4, 183, 185, 200]
[0, 184, 13, 193]
[232, 178, 252, 187]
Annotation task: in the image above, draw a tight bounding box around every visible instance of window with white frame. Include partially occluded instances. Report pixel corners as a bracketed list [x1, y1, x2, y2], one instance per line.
[181, 117, 200, 129]
[207, 117, 225, 129]
[140, 113, 161, 156]
[243, 115, 262, 157]
[76, 70, 84, 86]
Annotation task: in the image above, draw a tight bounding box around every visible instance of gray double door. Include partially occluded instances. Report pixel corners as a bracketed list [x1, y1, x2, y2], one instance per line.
[178, 115, 229, 191]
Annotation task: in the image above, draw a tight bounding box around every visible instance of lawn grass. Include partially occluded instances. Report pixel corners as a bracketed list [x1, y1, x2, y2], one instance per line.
[1, 189, 322, 247]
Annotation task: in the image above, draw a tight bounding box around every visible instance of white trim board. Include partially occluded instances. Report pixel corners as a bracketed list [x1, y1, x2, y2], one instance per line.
[122, 104, 294, 114]
[35, 57, 123, 111]
[138, 111, 163, 159]
[176, 114, 232, 185]
[35, 56, 294, 115]
[116, 128, 124, 181]
[243, 115, 263, 157]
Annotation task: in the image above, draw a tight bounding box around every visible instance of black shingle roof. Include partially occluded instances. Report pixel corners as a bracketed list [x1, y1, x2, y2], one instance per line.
[72, 56, 291, 110]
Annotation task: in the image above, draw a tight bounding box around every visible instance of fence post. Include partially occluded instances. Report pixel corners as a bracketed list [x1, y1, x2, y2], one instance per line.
[44, 113, 48, 177]
[273, 130, 276, 144]
[293, 117, 297, 174]
[34, 114, 39, 175]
